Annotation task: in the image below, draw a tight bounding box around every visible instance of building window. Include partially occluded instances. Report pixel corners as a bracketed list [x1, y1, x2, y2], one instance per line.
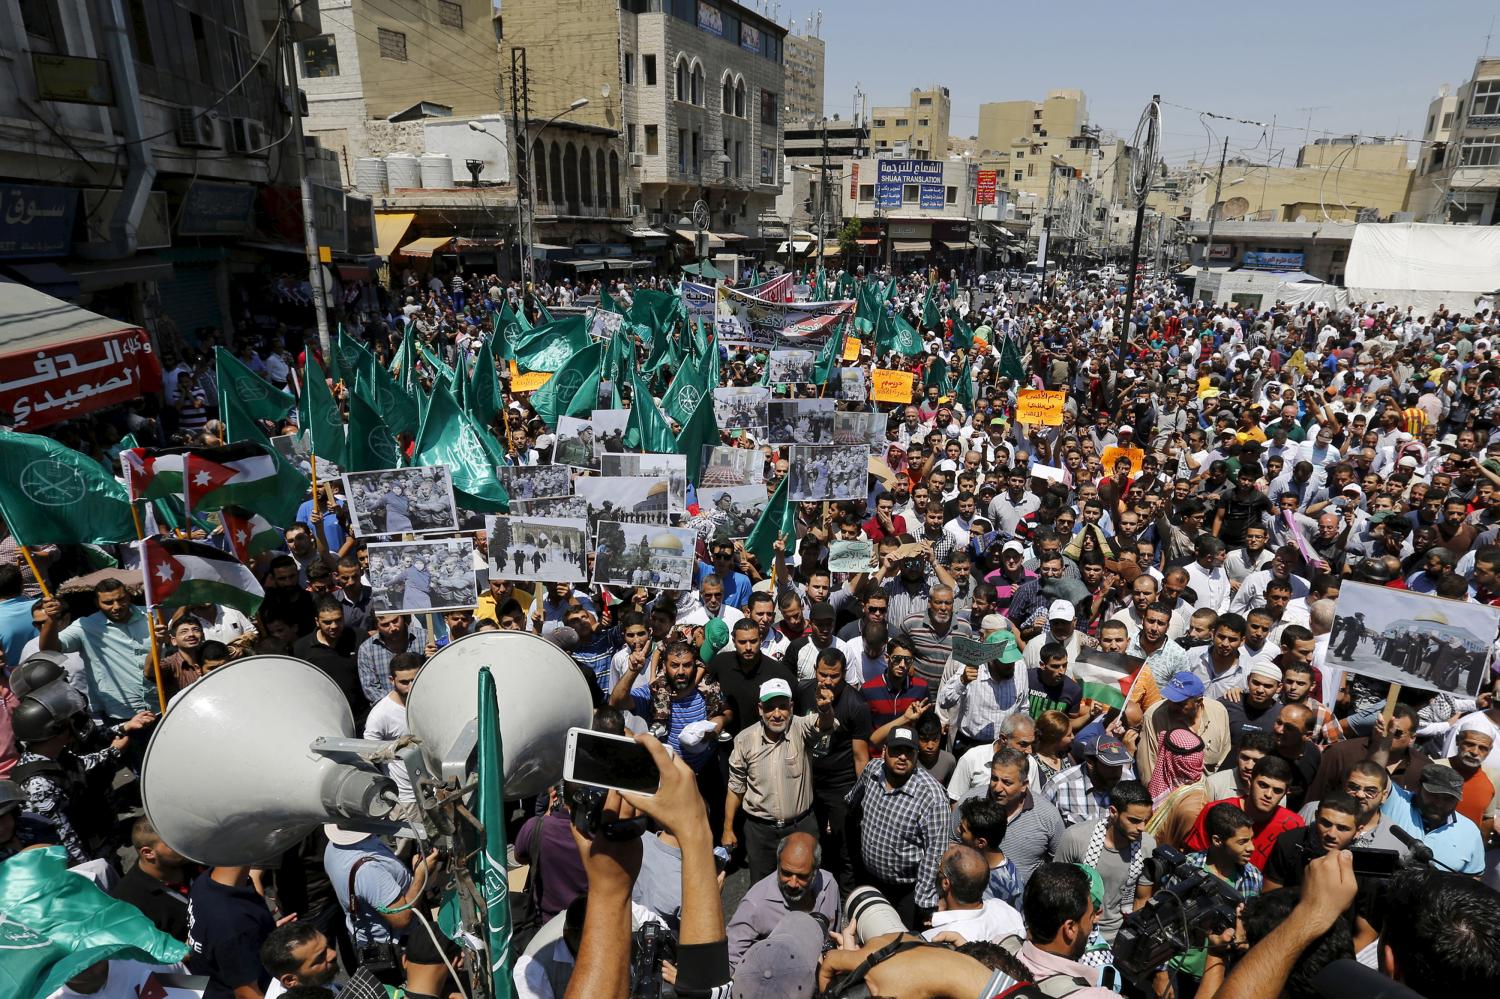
[691, 130, 701, 174]
[919, 96, 932, 106]
[734, 79, 746, 117]
[678, 128, 688, 172]
[301, 34, 339, 78]
[126, 0, 154, 65]
[945, 186, 957, 204]
[1427, 115, 1435, 136]
[895, 118, 908, 127]
[644, 54, 657, 85]
[533, 139, 548, 202]
[722, 73, 733, 113]
[874, 118, 886, 127]
[645, 124, 659, 155]
[580, 147, 593, 205]
[674, 58, 688, 101]
[624, 52, 634, 85]
[609, 151, 621, 208]
[18, 0, 59, 43]
[918, 118, 928, 127]
[735, 140, 743, 177]
[902, 184, 918, 204]
[690, 64, 704, 106]
[1459, 136, 1500, 167]
[760, 89, 778, 126]
[760, 146, 775, 183]
[859, 183, 874, 202]
[438, 1, 463, 28]
[1027, 163, 1035, 177]
[378, 27, 407, 61]
[1473, 80, 1500, 117]
[1441, 110, 1454, 129]
[1011, 170, 1022, 182]
[627, 124, 636, 152]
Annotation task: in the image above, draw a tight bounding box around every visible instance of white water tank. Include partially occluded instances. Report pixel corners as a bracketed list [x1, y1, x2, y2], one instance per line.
[354, 157, 388, 194]
[420, 153, 453, 188]
[386, 154, 421, 190]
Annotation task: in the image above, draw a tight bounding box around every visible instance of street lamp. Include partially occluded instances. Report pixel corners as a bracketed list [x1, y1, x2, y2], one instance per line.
[473, 99, 590, 291]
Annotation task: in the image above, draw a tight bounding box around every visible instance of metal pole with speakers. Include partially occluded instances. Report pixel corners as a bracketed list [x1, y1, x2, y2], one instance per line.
[1120, 95, 1161, 365]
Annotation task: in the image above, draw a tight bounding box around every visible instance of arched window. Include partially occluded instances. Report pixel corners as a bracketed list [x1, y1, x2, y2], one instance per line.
[690, 63, 704, 106]
[532, 138, 547, 203]
[609, 151, 621, 209]
[595, 149, 608, 212]
[674, 56, 688, 102]
[721, 71, 733, 114]
[549, 140, 564, 208]
[579, 144, 593, 207]
[563, 143, 579, 209]
[734, 78, 746, 118]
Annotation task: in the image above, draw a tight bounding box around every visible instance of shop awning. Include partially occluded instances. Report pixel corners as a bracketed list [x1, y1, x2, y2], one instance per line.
[627, 227, 669, 238]
[1, 262, 79, 299]
[562, 259, 609, 272]
[818, 244, 842, 257]
[398, 236, 454, 258]
[674, 229, 726, 250]
[0, 281, 163, 431]
[891, 240, 930, 254]
[717, 232, 747, 242]
[938, 240, 971, 251]
[605, 259, 653, 270]
[374, 212, 416, 258]
[855, 238, 881, 247]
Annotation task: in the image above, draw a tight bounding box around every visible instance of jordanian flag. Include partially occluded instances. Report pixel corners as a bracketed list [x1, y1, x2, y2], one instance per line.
[1072, 649, 1144, 712]
[143, 535, 264, 617]
[182, 442, 282, 514]
[121, 447, 187, 502]
[220, 507, 283, 563]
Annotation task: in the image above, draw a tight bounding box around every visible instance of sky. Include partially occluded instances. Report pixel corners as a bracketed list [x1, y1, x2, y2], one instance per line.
[792, 0, 1499, 169]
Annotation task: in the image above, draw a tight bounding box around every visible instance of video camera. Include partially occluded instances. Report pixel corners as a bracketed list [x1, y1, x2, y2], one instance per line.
[630, 921, 677, 999]
[1113, 846, 1242, 983]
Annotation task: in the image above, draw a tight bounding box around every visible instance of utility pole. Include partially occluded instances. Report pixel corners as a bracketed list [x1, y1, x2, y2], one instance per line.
[280, 0, 331, 361]
[1202, 137, 1229, 272]
[509, 48, 535, 297]
[817, 117, 829, 273]
[1039, 161, 1059, 298]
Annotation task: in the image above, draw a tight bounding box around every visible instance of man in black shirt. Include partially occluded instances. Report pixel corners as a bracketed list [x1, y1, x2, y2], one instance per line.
[1261, 792, 1363, 891]
[795, 646, 872, 890]
[1220, 661, 1284, 746]
[185, 866, 276, 999]
[293, 595, 367, 728]
[707, 618, 795, 736]
[784, 601, 839, 680]
[111, 817, 194, 941]
[1213, 464, 1274, 547]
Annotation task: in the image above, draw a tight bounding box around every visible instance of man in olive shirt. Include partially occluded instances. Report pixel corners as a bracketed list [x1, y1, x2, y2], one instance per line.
[724, 678, 835, 883]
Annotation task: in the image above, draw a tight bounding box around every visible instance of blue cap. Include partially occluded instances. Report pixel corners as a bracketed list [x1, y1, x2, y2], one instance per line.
[1163, 671, 1205, 702]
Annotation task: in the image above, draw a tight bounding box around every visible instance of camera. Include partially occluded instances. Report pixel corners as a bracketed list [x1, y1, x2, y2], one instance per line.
[565, 783, 647, 841]
[844, 886, 908, 945]
[630, 920, 677, 999]
[1113, 846, 1242, 983]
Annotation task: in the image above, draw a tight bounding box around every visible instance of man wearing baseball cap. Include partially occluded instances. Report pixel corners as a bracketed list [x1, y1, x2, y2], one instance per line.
[1373, 731, 1486, 875]
[724, 677, 835, 884]
[1136, 671, 1231, 792]
[1043, 729, 1137, 828]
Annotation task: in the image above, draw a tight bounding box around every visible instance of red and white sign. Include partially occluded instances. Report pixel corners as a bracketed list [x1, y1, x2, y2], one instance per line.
[849, 162, 859, 201]
[1, 327, 162, 431]
[975, 170, 997, 206]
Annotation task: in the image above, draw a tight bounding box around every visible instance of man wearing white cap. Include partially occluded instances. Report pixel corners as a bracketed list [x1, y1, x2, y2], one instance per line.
[1022, 599, 1084, 671]
[724, 677, 835, 883]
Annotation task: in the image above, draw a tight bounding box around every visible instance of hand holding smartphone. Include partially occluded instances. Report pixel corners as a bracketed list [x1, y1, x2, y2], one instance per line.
[563, 727, 662, 796]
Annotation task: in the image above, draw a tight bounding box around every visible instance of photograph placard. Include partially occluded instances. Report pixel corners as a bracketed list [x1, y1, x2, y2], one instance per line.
[593, 522, 696, 590]
[766, 348, 817, 385]
[788, 445, 866, 501]
[768, 398, 835, 445]
[486, 515, 588, 582]
[553, 416, 596, 469]
[497, 464, 572, 502]
[367, 538, 478, 613]
[686, 483, 769, 541]
[1329, 581, 1499, 697]
[574, 476, 673, 533]
[714, 385, 771, 429]
[600, 452, 689, 510]
[342, 466, 459, 538]
[700, 446, 764, 487]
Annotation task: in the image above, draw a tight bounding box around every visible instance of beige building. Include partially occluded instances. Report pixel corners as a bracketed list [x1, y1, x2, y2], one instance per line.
[870, 86, 951, 160]
[783, 19, 825, 123]
[975, 89, 1088, 198]
[1408, 59, 1500, 225]
[1183, 141, 1412, 224]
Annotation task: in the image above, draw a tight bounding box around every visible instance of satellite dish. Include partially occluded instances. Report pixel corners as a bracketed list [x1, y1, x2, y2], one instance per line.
[1222, 196, 1250, 219]
[141, 656, 399, 866]
[601, 83, 611, 99]
[692, 200, 712, 232]
[1295, 214, 1308, 223]
[405, 631, 593, 796]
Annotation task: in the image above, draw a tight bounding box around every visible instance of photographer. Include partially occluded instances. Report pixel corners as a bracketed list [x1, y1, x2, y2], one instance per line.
[1164, 804, 1261, 995]
[564, 732, 731, 999]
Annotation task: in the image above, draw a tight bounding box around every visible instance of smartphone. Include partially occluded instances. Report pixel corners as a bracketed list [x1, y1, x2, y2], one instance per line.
[563, 727, 660, 796]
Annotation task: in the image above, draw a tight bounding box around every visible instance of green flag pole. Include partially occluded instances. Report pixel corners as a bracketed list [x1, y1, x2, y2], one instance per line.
[477, 665, 514, 998]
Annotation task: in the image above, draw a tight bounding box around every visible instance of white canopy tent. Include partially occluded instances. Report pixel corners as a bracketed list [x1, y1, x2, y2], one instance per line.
[1344, 222, 1500, 313]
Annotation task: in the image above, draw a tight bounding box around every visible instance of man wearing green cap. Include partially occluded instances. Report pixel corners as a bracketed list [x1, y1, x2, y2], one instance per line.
[939, 626, 1030, 757]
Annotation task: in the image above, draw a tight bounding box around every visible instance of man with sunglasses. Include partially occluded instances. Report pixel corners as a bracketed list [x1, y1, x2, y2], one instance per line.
[859, 637, 930, 736]
[694, 541, 752, 610]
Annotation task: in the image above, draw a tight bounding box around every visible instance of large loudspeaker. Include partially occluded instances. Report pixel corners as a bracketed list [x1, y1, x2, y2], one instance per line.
[141, 656, 398, 866]
[405, 630, 594, 797]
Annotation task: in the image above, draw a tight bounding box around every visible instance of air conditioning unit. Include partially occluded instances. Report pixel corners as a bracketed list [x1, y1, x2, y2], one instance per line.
[228, 118, 269, 156]
[647, 210, 664, 226]
[630, 153, 645, 168]
[176, 106, 220, 148]
[627, 202, 643, 217]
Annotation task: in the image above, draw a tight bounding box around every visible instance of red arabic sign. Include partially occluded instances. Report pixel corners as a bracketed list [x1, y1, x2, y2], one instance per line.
[975, 170, 997, 206]
[2, 328, 163, 430]
[849, 162, 859, 201]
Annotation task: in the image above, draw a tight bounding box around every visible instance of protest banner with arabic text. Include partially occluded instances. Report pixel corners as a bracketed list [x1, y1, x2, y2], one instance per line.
[1015, 390, 1066, 426]
[1100, 446, 1145, 475]
[714, 284, 854, 350]
[871, 369, 916, 405]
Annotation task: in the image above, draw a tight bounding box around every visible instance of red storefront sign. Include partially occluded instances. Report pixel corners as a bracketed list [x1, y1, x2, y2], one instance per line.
[975, 170, 997, 206]
[849, 162, 859, 201]
[2, 327, 163, 430]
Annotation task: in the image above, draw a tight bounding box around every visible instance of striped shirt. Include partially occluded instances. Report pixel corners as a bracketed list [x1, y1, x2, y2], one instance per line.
[951, 786, 1066, 888]
[629, 686, 713, 770]
[896, 612, 972, 682]
[846, 760, 951, 908]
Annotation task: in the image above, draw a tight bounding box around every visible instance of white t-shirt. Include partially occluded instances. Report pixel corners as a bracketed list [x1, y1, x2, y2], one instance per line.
[363, 694, 412, 801]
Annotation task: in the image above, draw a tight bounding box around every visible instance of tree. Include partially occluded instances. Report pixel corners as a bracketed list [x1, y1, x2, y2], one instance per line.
[837, 218, 861, 261]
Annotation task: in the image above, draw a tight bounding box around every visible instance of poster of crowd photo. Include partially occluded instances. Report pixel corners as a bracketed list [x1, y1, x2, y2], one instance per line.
[788, 445, 866, 501]
[510, 494, 589, 520]
[342, 467, 459, 537]
[686, 484, 769, 541]
[497, 464, 572, 502]
[768, 399, 835, 445]
[573, 476, 673, 533]
[367, 538, 478, 613]
[485, 515, 588, 583]
[1329, 581, 1499, 696]
[714, 386, 770, 429]
[591, 409, 631, 459]
[700, 446, 764, 487]
[593, 523, 696, 590]
[765, 349, 817, 385]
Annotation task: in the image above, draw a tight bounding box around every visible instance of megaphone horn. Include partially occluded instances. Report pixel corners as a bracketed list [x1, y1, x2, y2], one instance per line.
[141, 655, 399, 867]
[405, 630, 594, 798]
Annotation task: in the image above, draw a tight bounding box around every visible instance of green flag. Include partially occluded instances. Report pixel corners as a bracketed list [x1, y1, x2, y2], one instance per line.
[0, 846, 191, 998]
[602, 321, 636, 397]
[999, 334, 1026, 381]
[417, 339, 457, 385]
[625, 367, 677, 452]
[924, 353, 949, 392]
[921, 287, 943, 330]
[513, 315, 590, 373]
[215, 346, 295, 441]
[602, 291, 626, 315]
[391, 322, 418, 395]
[877, 310, 925, 357]
[744, 477, 793, 578]
[476, 666, 516, 990]
[303, 356, 348, 468]
[334, 325, 373, 382]
[660, 351, 708, 426]
[812, 325, 844, 386]
[629, 288, 681, 340]
[346, 387, 401, 472]
[690, 316, 711, 362]
[468, 337, 502, 432]
[411, 387, 509, 511]
[360, 350, 421, 438]
[493, 301, 528, 361]
[533, 341, 603, 429]
[950, 314, 975, 352]
[675, 391, 720, 485]
[953, 360, 976, 412]
[0, 432, 136, 546]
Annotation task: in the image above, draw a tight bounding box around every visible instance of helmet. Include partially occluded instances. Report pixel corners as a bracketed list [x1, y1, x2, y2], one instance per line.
[10, 652, 71, 699]
[11, 678, 85, 744]
[0, 779, 24, 815]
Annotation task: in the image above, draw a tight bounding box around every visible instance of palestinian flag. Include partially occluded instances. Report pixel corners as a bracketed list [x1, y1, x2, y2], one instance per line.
[220, 507, 283, 562]
[1071, 649, 1144, 712]
[142, 535, 264, 617]
[183, 442, 281, 514]
[121, 447, 187, 502]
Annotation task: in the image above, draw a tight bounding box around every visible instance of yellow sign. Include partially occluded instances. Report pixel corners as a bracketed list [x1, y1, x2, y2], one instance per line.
[318, 245, 333, 263]
[871, 368, 916, 405]
[842, 336, 861, 361]
[512, 371, 552, 393]
[1015, 390, 1066, 426]
[1101, 446, 1145, 476]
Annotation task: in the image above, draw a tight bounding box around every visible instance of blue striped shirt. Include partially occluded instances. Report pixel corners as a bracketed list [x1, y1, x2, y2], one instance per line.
[629, 687, 714, 769]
